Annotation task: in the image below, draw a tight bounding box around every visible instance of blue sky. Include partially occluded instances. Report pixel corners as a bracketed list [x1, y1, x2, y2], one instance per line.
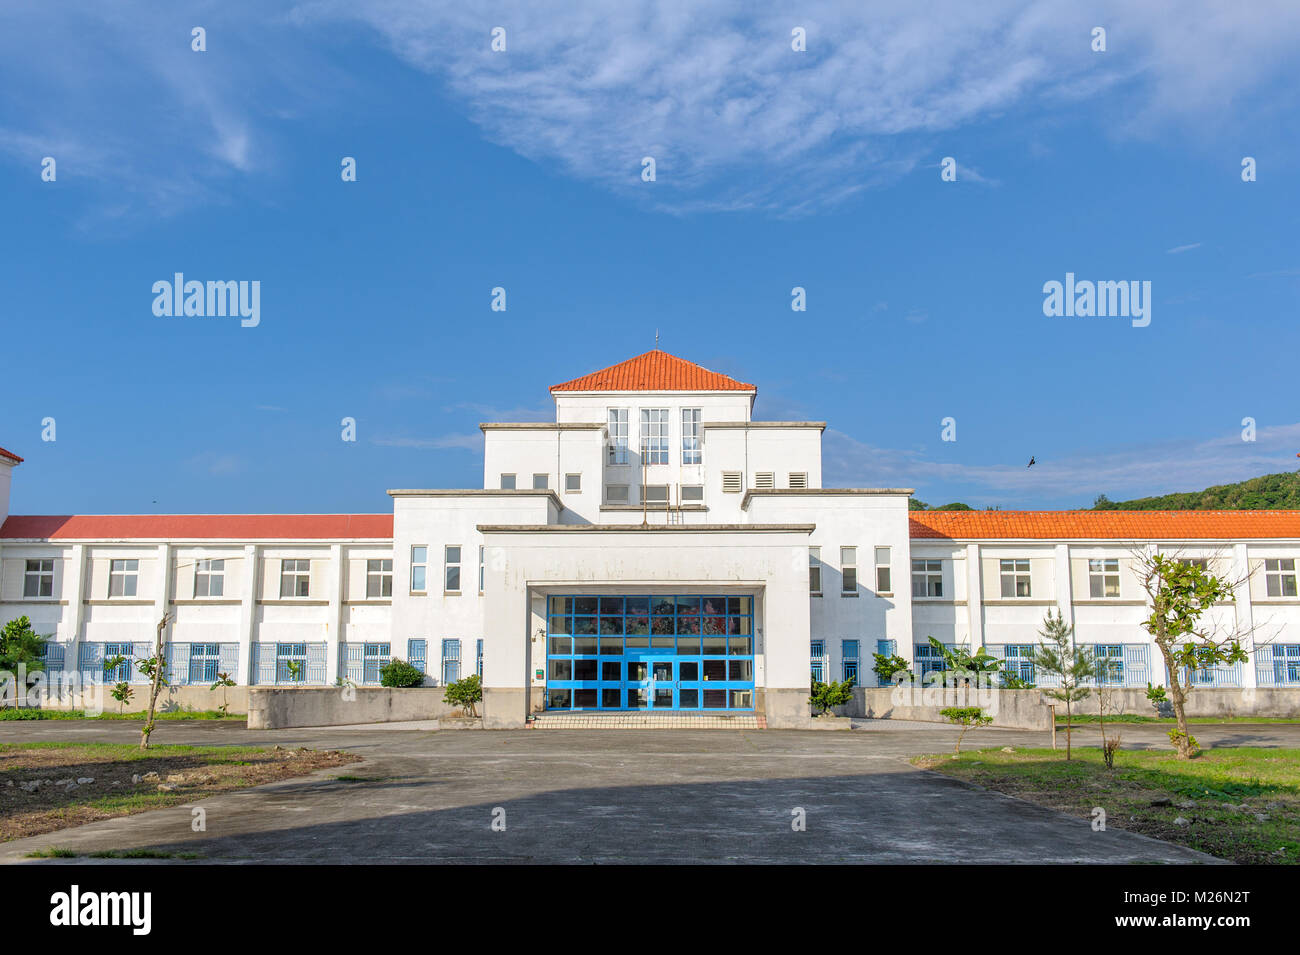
[2, 1, 1298, 515]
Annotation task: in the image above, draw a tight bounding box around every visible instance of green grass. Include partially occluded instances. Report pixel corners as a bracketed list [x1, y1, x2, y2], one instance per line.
[25, 846, 76, 858]
[0, 708, 242, 721]
[915, 746, 1300, 864]
[1056, 714, 1300, 724]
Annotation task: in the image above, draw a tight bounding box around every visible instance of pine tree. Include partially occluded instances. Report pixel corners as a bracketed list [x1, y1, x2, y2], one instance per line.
[1029, 609, 1095, 759]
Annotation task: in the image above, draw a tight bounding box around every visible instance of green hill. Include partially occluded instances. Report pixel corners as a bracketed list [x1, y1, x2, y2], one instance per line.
[1092, 472, 1300, 511]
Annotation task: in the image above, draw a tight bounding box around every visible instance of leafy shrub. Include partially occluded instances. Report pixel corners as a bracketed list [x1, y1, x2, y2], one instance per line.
[809, 677, 854, 714]
[379, 658, 426, 688]
[443, 673, 482, 715]
[940, 706, 993, 754]
[871, 653, 912, 686]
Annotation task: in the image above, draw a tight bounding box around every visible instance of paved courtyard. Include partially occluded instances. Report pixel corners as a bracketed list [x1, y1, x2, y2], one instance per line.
[4, 720, 1289, 864]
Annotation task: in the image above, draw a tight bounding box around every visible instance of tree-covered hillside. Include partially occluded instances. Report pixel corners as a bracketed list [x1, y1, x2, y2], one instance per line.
[1092, 472, 1300, 510]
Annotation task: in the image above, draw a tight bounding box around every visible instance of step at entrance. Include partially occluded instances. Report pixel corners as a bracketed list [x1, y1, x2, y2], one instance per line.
[529, 712, 766, 729]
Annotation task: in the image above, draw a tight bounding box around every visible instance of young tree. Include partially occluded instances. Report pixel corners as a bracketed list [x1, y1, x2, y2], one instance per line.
[138, 612, 174, 749]
[0, 616, 47, 708]
[1135, 552, 1249, 758]
[1029, 609, 1095, 760]
[809, 676, 855, 715]
[443, 673, 483, 717]
[939, 706, 993, 754]
[210, 671, 237, 715]
[871, 652, 912, 686]
[925, 636, 1003, 686]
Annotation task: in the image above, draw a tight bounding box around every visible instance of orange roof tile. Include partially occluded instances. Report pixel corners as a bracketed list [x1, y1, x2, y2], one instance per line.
[550, 350, 756, 393]
[909, 510, 1300, 540]
[0, 446, 22, 464]
[0, 514, 393, 541]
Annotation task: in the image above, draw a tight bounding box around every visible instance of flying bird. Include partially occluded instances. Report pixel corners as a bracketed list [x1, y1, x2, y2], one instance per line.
[1027, 457, 1035, 468]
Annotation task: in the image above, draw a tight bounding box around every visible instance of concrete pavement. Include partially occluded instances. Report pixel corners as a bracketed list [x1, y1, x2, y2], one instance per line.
[0, 719, 1268, 864]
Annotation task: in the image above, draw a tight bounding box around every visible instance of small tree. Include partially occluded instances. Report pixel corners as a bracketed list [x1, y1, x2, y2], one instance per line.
[0, 616, 47, 708]
[940, 706, 993, 754]
[210, 671, 237, 715]
[1095, 654, 1122, 769]
[379, 658, 426, 688]
[110, 681, 134, 714]
[285, 659, 305, 683]
[871, 653, 912, 686]
[809, 676, 855, 715]
[138, 612, 174, 749]
[1136, 552, 1249, 758]
[1029, 609, 1095, 760]
[926, 636, 1002, 686]
[1145, 682, 1171, 717]
[443, 672, 482, 716]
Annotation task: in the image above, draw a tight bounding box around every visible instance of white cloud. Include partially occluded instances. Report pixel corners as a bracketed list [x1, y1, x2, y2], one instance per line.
[1166, 242, 1202, 254]
[372, 433, 484, 451]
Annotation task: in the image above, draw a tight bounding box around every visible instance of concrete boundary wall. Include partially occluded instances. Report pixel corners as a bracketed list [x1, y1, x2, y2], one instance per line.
[24, 685, 249, 715]
[248, 686, 460, 729]
[1071, 687, 1300, 719]
[848, 688, 1053, 730]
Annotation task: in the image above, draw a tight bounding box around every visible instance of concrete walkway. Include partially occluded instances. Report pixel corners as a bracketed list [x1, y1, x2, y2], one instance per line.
[3, 720, 1284, 864]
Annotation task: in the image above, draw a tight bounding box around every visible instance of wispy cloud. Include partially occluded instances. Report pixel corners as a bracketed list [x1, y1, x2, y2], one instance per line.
[1166, 242, 1202, 254]
[824, 423, 1300, 506]
[372, 433, 484, 451]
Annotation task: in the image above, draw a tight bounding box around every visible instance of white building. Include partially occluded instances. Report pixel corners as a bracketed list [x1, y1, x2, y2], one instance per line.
[2, 351, 1299, 727]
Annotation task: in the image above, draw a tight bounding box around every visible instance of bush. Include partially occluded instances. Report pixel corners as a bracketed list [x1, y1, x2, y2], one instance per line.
[443, 673, 482, 716]
[379, 658, 426, 688]
[871, 653, 912, 685]
[809, 677, 854, 714]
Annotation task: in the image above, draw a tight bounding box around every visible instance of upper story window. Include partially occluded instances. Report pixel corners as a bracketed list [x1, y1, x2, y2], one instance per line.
[606, 484, 629, 504]
[410, 546, 428, 593]
[809, 547, 822, 595]
[999, 559, 1031, 598]
[366, 559, 393, 598]
[109, 558, 139, 598]
[642, 484, 669, 504]
[640, 408, 669, 465]
[874, 547, 892, 593]
[23, 559, 54, 598]
[565, 473, 581, 493]
[479, 546, 485, 593]
[608, 409, 629, 465]
[500, 473, 516, 490]
[1180, 557, 1208, 570]
[445, 546, 462, 593]
[194, 558, 225, 597]
[280, 559, 310, 598]
[681, 408, 702, 465]
[1266, 558, 1298, 597]
[681, 484, 703, 502]
[840, 547, 857, 594]
[532, 473, 549, 490]
[912, 559, 943, 597]
[1088, 558, 1120, 598]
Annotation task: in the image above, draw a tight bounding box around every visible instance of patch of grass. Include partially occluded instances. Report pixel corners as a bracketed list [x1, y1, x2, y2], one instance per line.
[0, 708, 242, 721]
[89, 848, 182, 859]
[25, 846, 76, 858]
[1057, 714, 1300, 725]
[335, 775, 391, 782]
[914, 746, 1300, 865]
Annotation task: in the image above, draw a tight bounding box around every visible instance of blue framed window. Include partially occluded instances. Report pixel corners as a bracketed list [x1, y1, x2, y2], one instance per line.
[1274, 645, 1300, 685]
[810, 640, 826, 682]
[1002, 644, 1035, 684]
[876, 639, 897, 657]
[842, 639, 859, 683]
[363, 643, 391, 685]
[276, 643, 307, 684]
[546, 595, 754, 711]
[104, 642, 133, 683]
[188, 643, 220, 685]
[408, 639, 427, 675]
[915, 643, 946, 680]
[1094, 644, 1123, 685]
[441, 639, 462, 685]
[476, 638, 484, 677]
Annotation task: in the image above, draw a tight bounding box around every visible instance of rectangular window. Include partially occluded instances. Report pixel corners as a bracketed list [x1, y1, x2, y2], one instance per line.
[788, 472, 808, 489]
[754, 472, 775, 490]
[410, 546, 428, 593]
[641, 484, 669, 504]
[445, 546, 462, 593]
[681, 408, 702, 465]
[1088, 558, 1120, 598]
[1265, 558, 1298, 597]
[23, 559, 54, 598]
[875, 547, 892, 593]
[608, 409, 629, 465]
[108, 559, 139, 598]
[407, 638, 427, 675]
[565, 473, 581, 493]
[809, 547, 822, 595]
[478, 545, 485, 593]
[276, 642, 307, 683]
[999, 559, 1031, 598]
[532, 473, 549, 490]
[499, 473, 516, 490]
[639, 408, 669, 464]
[911, 559, 943, 597]
[842, 639, 860, 683]
[810, 640, 826, 682]
[1002, 645, 1036, 684]
[476, 638, 484, 677]
[104, 642, 133, 682]
[721, 471, 742, 493]
[194, 558, 225, 598]
[366, 558, 393, 598]
[606, 484, 629, 504]
[188, 643, 220, 685]
[681, 484, 704, 502]
[441, 638, 462, 684]
[1094, 644, 1123, 685]
[841, 547, 857, 594]
[363, 642, 391, 684]
[279, 559, 310, 598]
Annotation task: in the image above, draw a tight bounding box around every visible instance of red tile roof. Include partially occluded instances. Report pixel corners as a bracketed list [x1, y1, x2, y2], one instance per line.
[551, 350, 756, 393]
[910, 510, 1300, 540]
[0, 446, 22, 464]
[0, 514, 393, 541]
